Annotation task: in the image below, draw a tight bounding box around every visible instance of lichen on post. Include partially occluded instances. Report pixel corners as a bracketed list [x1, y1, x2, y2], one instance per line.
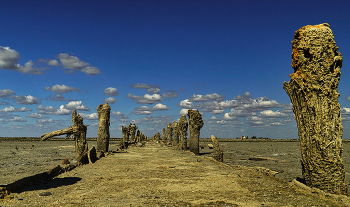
[97, 103, 111, 153]
[178, 115, 188, 150]
[187, 109, 204, 155]
[283, 23, 347, 195]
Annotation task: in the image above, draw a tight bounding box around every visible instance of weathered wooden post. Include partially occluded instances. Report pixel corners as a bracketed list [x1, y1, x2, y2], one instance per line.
[97, 103, 111, 153]
[283, 23, 347, 195]
[211, 135, 223, 162]
[41, 110, 88, 161]
[72, 110, 88, 160]
[162, 128, 167, 143]
[128, 123, 137, 143]
[187, 109, 204, 155]
[135, 129, 141, 143]
[173, 121, 179, 147]
[178, 115, 188, 150]
[166, 123, 173, 146]
[121, 126, 129, 149]
[155, 132, 161, 143]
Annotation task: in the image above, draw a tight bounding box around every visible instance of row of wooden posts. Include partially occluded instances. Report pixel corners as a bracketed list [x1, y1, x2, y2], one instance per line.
[40, 105, 206, 160]
[149, 109, 204, 155]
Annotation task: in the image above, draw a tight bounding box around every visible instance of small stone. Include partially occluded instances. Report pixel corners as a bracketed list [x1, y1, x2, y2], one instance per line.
[39, 191, 52, 196]
[62, 158, 70, 164]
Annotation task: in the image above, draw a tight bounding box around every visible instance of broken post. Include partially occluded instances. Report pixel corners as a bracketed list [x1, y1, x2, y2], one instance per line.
[187, 109, 204, 155]
[97, 103, 111, 153]
[166, 123, 173, 146]
[211, 135, 223, 162]
[173, 121, 179, 147]
[41, 110, 88, 161]
[72, 110, 88, 160]
[283, 23, 347, 195]
[178, 115, 188, 150]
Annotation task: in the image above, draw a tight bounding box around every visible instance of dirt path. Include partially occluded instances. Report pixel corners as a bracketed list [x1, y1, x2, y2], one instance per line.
[1, 142, 350, 206]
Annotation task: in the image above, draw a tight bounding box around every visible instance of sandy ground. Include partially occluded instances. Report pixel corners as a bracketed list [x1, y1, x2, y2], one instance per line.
[1, 139, 350, 206]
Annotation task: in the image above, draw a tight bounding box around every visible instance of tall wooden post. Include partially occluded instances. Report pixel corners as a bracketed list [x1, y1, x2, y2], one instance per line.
[97, 103, 111, 152]
[122, 126, 129, 149]
[187, 109, 203, 155]
[178, 115, 188, 150]
[129, 123, 137, 143]
[162, 128, 167, 143]
[166, 123, 173, 145]
[283, 23, 347, 195]
[173, 121, 179, 147]
[72, 110, 88, 160]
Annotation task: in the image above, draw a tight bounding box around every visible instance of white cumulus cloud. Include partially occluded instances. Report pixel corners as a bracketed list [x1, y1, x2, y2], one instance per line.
[80, 113, 99, 120]
[0, 89, 15, 97]
[104, 97, 117, 104]
[260, 110, 287, 118]
[0, 106, 32, 112]
[240, 97, 282, 111]
[56, 53, 101, 75]
[190, 93, 224, 102]
[45, 84, 80, 93]
[0, 46, 43, 74]
[64, 101, 90, 111]
[152, 103, 169, 110]
[162, 91, 178, 98]
[147, 87, 160, 94]
[47, 59, 60, 66]
[104, 87, 118, 96]
[178, 99, 193, 109]
[11, 95, 41, 105]
[27, 113, 47, 119]
[128, 93, 162, 104]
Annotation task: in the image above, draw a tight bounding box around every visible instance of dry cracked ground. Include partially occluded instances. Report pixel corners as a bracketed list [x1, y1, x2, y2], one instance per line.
[1, 142, 350, 207]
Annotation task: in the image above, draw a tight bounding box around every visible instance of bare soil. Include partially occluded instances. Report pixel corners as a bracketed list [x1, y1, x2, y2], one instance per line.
[1, 139, 350, 206]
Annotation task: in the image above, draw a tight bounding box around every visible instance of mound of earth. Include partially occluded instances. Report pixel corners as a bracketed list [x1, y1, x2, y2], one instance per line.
[1, 142, 349, 206]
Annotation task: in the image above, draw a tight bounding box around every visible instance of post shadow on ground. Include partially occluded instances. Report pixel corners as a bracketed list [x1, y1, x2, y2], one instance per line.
[19, 177, 82, 193]
[2, 165, 83, 194]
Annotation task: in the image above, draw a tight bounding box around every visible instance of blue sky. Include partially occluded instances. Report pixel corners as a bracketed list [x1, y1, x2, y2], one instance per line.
[1, 0, 350, 139]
